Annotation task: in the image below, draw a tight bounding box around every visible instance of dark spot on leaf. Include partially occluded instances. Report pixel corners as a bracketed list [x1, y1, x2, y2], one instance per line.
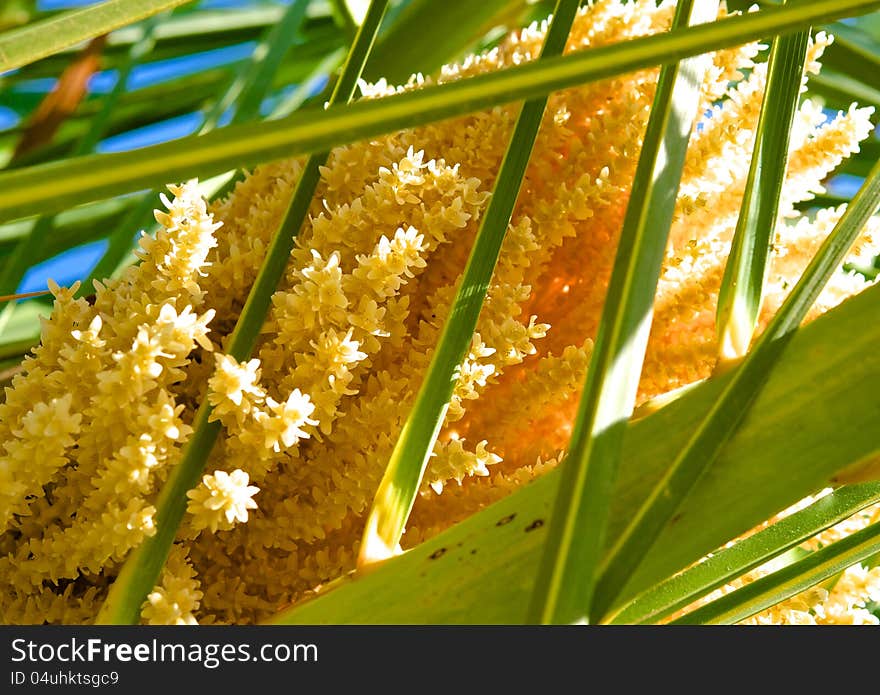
[429, 548, 446, 560]
[670, 513, 682, 525]
[496, 513, 516, 527]
[525, 519, 545, 532]
[470, 549, 477, 555]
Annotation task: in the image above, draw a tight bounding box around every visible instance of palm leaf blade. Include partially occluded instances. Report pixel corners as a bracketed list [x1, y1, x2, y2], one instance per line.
[0, 0, 193, 73]
[716, 22, 810, 362]
[358, 0, 581, 568]
[613, 483, 880, 624]
[529, 0, 720, 625]
[672, 520, 880, 624]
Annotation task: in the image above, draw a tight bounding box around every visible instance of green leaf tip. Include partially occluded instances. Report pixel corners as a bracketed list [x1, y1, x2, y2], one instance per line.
[357, 0, 582, 570]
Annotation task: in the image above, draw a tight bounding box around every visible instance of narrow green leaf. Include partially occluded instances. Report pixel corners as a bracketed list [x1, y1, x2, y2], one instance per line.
[3, 0, 877, 224]
[716, 19, 810, 362]
[0, 0, 193, 73]
[612, 483, 880, 624]
[271, 280, 880, 624]
[810, 69, 880, 110]
[0, 216, 51, 297]
[821, 20, 880, 91]
[0, 197, 131, 247]
[672, 520, 880, 624]
[8, 4, 300, 74]
[95, 0, 390, 626]
[528, 0, 719, 625]
[591, 158, 880, 622]
[265, 46, 346, 119]
[357, 0, 580, 568]
[201, 0, 310, 131]
[364, 0, 520, 84]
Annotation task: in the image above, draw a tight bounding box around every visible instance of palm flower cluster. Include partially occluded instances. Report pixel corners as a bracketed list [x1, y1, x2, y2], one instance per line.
[1, 0, 879, 625]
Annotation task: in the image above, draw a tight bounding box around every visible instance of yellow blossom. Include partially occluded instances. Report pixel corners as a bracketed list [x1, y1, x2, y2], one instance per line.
[1, 0, 878, 625]
[260, 390, 318, 451]
[187, 470, 260, 534]
[208, 354, 266, 424]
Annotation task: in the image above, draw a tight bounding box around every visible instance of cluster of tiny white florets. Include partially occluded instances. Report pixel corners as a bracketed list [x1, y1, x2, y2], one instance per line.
[186, 469, 260, 534]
